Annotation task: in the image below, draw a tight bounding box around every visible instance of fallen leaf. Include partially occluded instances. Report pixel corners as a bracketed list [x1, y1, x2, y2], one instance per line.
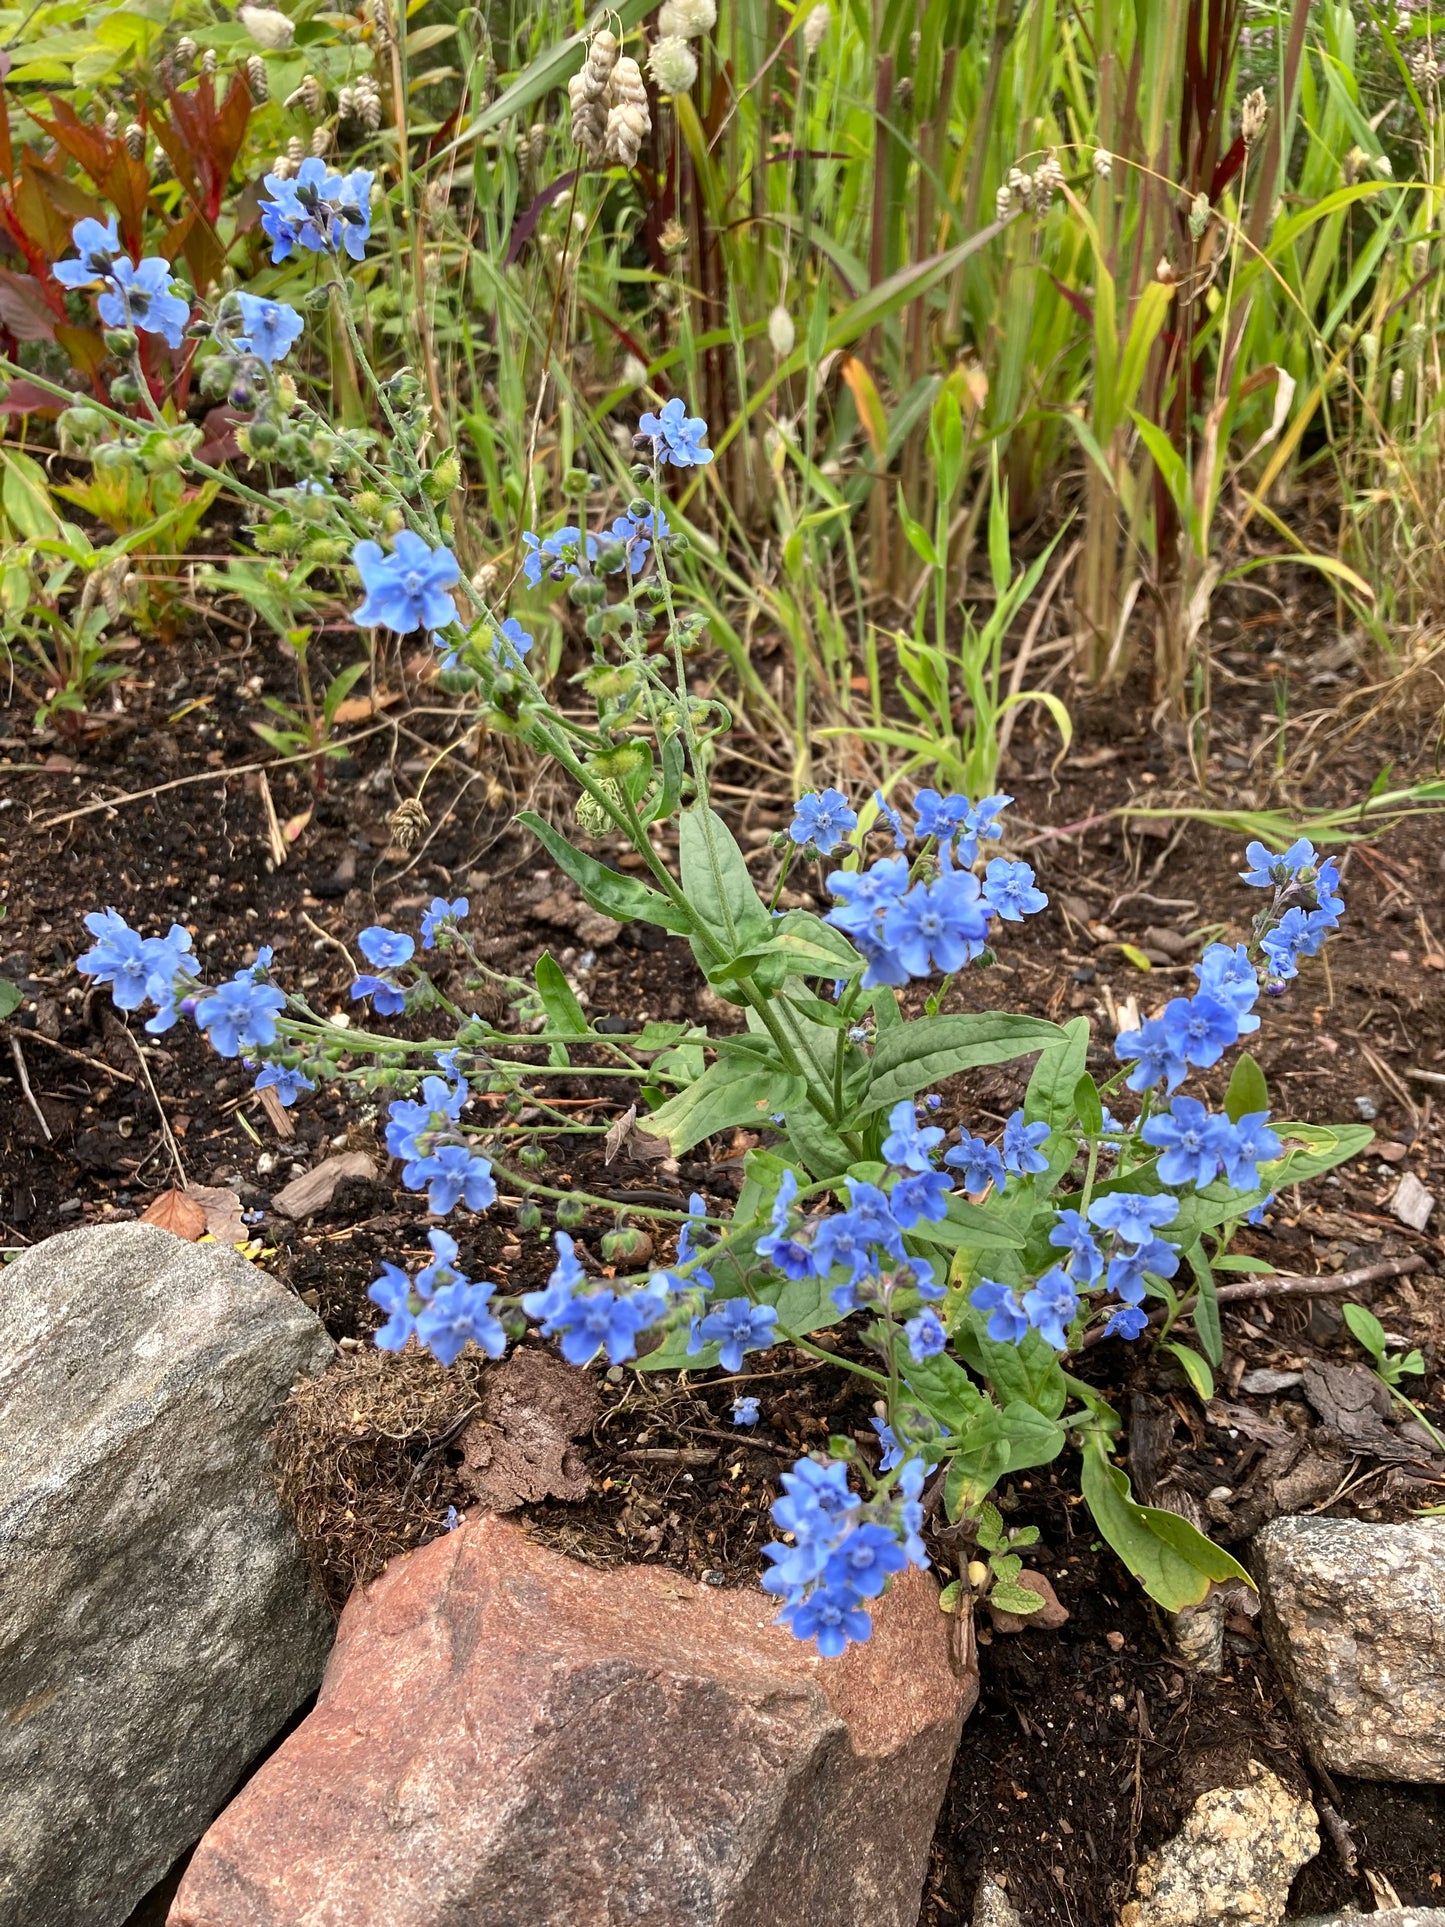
[183, 1182, 247, 1245]
[140, 1188, 207, 1240]
[270, 1152, 378, 1220]
[332, 689, 399, 725]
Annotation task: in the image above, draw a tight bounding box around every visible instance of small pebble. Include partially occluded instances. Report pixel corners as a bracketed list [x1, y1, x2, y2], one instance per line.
[1239, 1367, 1303, 1395]
[1206, 1485, 1234, 1504]
[1354, 1095, 1378, 1120]
[1105, 1630, 1125, 1651]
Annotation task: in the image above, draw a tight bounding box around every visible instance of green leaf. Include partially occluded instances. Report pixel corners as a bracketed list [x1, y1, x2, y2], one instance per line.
[1024, 1016, 1090, 1128]
[534, 953, 588, 1037]
[0, 979, 21, 1019]
[322, 661, 370, 728]
[1164, 1343, 1215, 1402]
[1073, 1073, 1104, 1138]
[644, 1054, 804, 1156]
[1265, 1122, 1374, 1187]
[1224, 1051, 1270, 1123]
[904, 1351, 990, 1433]
[1188, 1243, 1223, 1367]
[869, 1013, 1063, 1111]
[997, 1401, 1067, 1474]
[971, 1321, 1069, 1421]
[976, 1499, 1004, 1551]
[519, 811, 692, 935]
[1212, 1254, 1275, 1274]
[1342, 1302, 1388, 1364]
[678, 805, 771, 955]
[2, 450, 60, 541]
[937, 1579, 964, 1614]
[989, 1580, 1045, 1615]
[1079, 1433, 1253, 1612]
[904, 1194, 1029, 1253]
[783, 1098, 856, 1180]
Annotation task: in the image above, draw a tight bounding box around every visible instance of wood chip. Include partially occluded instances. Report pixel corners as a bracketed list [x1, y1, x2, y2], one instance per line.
[1390, 1171, 1436, 1232]
[270, 1152, 378, 1220]
[139, 1188, 207, 1240]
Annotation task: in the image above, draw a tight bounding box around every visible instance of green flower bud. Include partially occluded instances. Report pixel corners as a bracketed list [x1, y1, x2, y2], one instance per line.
[110, 375, 142, 407]
[354, 489, 384, 519]
[103, 327, 138, 357]
[425, 452, 462, 497]
[228, 375, 259, 411]
[518, 1144, 549, 1170]
[562, 465, 593, 494]
[567, 576, 608, 607]
[383, 506, 406, 534]
[303, 536, 351, 564]
[594, 539, 627, 573]
[247, 418, 281, 452]
[583, 611, 606, 640]
[590, 742, 650, 781]
[516, 1199, 544, 1232]
[59, 406, 105, 448]
[627, 497, 651, 521]
[600, 1225, 653, 1264]
[556, 1196, 587, 1229]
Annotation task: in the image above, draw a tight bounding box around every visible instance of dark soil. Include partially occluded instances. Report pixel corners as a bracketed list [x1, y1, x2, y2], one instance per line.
[5, 599, 1445, 1923]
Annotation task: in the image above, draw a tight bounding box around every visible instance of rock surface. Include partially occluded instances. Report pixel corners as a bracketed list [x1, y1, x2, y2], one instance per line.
[1290, 1913, 1445, 1926]
[170, 1510, 976, 1927]
[1254, 1515, 1445, 1781]
[974, 1872, 1025, 1925]
[0, 1224, 335, 1926]
[1120, 1762, 1318, 1927]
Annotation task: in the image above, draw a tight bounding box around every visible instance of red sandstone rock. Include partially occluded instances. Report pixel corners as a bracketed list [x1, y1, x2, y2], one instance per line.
[170, 1513, 976, 1927]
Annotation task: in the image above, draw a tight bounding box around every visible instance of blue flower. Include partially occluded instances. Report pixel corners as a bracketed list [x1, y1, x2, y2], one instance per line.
[1221, 1110, 1281, 1190]
[970, 1279, 1030, 1344]
[554, 1288, 652, 1366]
[824, 1520, 908, 1599]
[1240, 837, 1317, 887]
[1103, 1305, 1149, 1341]
[350, 974, 406, 1015]
[1048, 1208, 1103, 1282]
[1114, 1014, 1188, 1093]
[385, 1074, 466, 1161]
[521, 1231, 587, 1332]
[358, 926, 415, 969]
[1260, 906, 1334, 980]
[966, 794, 1011, 844]
[888, 1169, 954, 1228]
[602, 509, 669, 571]
[688, 1297, 779, 1372]
[825, 852, 910, 940]
[636, 396, 714, 466]
[330, 166, 374, 259]
[415, 1142, 497, 1215]
[904, 1254, 946, 1301]
[417, 1280, 506, 1364]
[881, 1098, 945, 1172]
[871, 790, 909, 850]
[732, 1395, 761, 1426]
[420, 897, 468, 948]
[756, 1171, 813, 1280]
[1142, 1095, 1238, 1189]
[195, 971, 286, 1057]
[1087, 1190, 1179, 1245]
[521, 525, 599, 586]
[1022, 1266, 1078, 1350]
[913, 789, 972, 850]
[490, 617, 533, 662]
[54, 216, 121, 288]
[1106, 1236, 1180, 1304]
[235, 291, 304, 365]
[93, 255, 191, 349]
[777, 1579, 873, 1657]
[352, 532, 460, 635]
[1195, 942, 1259, 1012]
[1162, 991, 1255, 1067]
[1000, 1108, 1050, 1176]
[1247, 1192, 1276, 1226]
[78, 909, 197, 1032]
[881, 870, 993, 977]
[789, 787, 857, 854]
[772, 1456, 858, 1539]
[369, 1263, 417, 1350]
[982, 858, 1048, 922]
[905, 1309, 947, 1362]
[255, 1062, 314, 1106]
[260, 158, 373, 261]
[944, 1131, 1008, 1194]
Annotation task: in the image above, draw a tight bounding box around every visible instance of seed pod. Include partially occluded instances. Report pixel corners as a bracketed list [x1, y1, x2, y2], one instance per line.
[287, 134, 305, 162]
[388, 797, 430, 849]
[370, 0, 392, 54]
[1155, 254, 1176, 287]
[246, 54, 269, 102]
[1390, 367, 1405, 403]
[125, 121, 145, 160]
[648, 35, 697, 95]
[152, 145, 173, 179]
[202, 47, 218, 74]
[1360, 332, 1380, 368]
[311, 126, 332, 156]
[175, 35, 197, 69]
[269, 154, 294, 181]
[606, 99, 650, 167]
[103, 110, 120, 139]
[555, 1197, 587, 1230]
[285, 73, 323, 115]
[803, 3, 830, 54]
[1240, 86, 1268, 148]
[1092, 147, 1113, 178]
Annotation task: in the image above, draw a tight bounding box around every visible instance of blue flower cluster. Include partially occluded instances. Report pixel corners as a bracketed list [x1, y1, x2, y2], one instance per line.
[636, 398, 714, 467]
[1141, 1096, 1281, 1190]
[384, 1067, 497, 1218]
[78, 908, 197, 1034]
[1240, 838, 1344, 983]
[259, 156, 375, 263]
[521, 508, 671, 587]
[55, 217, 190, 350]
[521, 1230, 678, 1365]
[370, 1229, 505, 1365]
[352, 532, 461, 637]
[972, 1188, 1183, 1348]
[793, 789, 1046, 988]
[1115, 942, 1261, 1091]
[761, 1455, 928, 1655]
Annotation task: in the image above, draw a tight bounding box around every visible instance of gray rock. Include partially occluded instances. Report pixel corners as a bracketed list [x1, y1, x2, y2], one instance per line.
[1239, 1368, 1303, 1396]
[975, 1873, 1025, 1925]
[1254, 1515, 1445, 1782]
[0, 1224, 335, 1925]
[1120, 1762, 1318, 1927]
[1290, 1912, 1445, 1926]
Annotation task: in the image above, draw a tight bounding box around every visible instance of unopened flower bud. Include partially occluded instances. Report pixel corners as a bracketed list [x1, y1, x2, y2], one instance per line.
[103, 326, 139, 357]
[556, 1196, 587, 1229]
